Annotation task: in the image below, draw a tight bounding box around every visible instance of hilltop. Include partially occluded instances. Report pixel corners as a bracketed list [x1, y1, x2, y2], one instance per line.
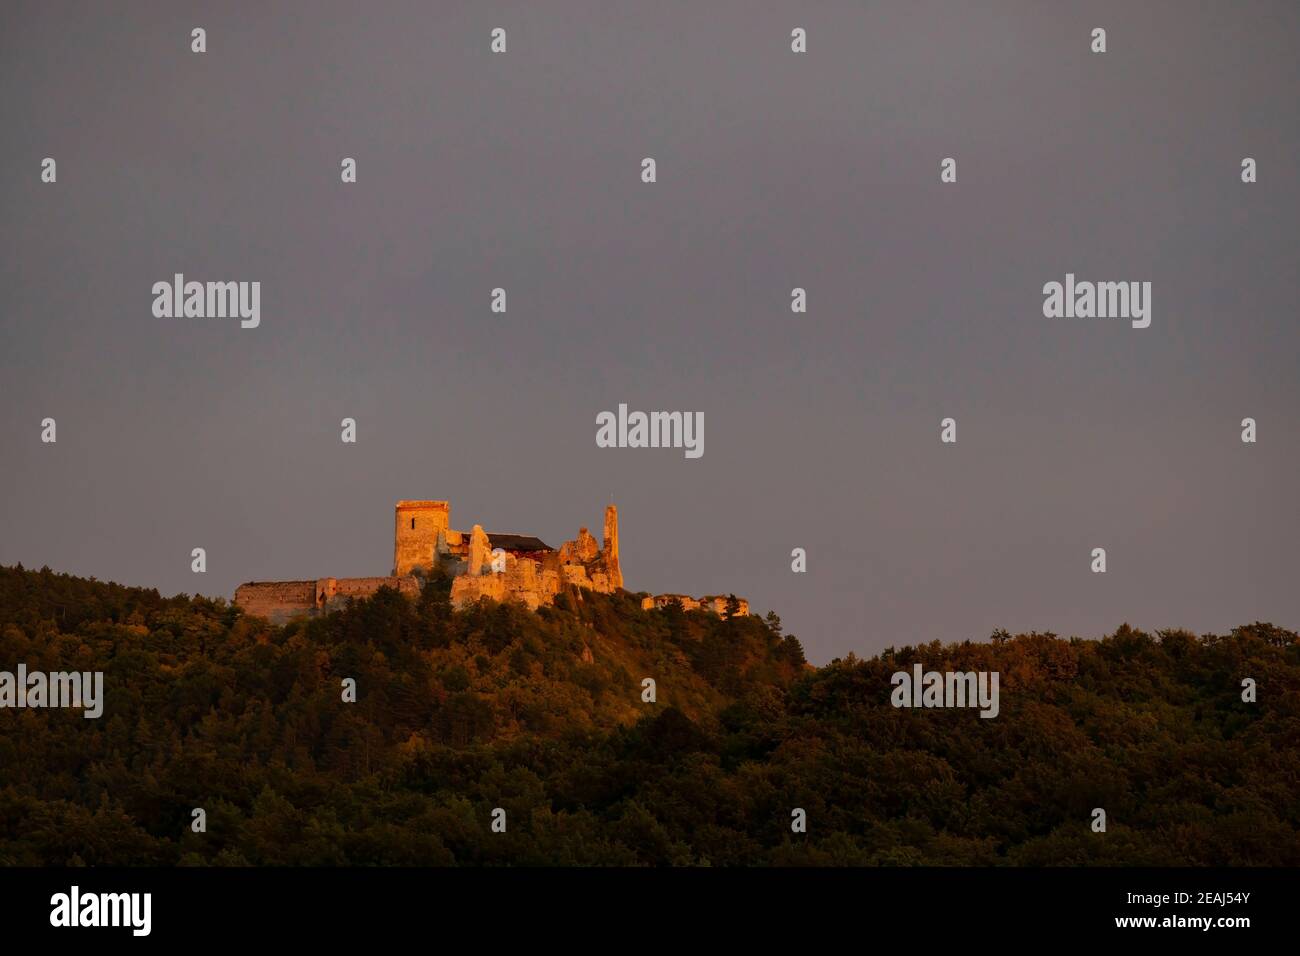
[0, 564, 1297, 866]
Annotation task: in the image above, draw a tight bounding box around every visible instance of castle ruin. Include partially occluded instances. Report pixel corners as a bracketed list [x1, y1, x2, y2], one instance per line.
[234, 499, 745, 624]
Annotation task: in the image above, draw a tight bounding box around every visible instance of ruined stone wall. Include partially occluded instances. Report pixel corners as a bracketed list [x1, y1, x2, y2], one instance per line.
[319, 575, 420, 613]
[234, 581, 316, 622]
[452, 549, 548, 608]
[393, 500, 449, 575]
[640, 593, 749, 616]
[237, 576, 421, 623]
[700, 595, 749, 616]
[441, 528, 467, 558]
[334, 576, 420, 599]
[446, 507, 627, 611]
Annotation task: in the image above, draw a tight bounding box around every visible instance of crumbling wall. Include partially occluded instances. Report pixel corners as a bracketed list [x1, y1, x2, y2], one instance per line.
[641, 593, 749, 616]
[237, 576, 421, 622]
[447, 507, 629, 611]
[451, 551, 547, 610]
[234, 581, 316, 623]
[334, 576, 420, 599]
[700, 595, 749, 616]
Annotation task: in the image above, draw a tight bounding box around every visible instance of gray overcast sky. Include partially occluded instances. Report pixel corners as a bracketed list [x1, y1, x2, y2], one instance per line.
[2, 1, 1297, 662]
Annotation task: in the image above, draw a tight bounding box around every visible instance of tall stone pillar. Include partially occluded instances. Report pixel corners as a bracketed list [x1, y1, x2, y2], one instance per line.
[468, 524, 490, 577]
[603, 504, 623, 590]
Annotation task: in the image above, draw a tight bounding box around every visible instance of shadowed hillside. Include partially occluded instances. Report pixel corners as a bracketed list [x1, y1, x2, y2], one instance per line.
[0, 564, 1297, 866]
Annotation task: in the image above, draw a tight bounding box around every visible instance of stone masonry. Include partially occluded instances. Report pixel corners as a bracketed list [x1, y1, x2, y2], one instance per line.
[234, 498, 744, 624]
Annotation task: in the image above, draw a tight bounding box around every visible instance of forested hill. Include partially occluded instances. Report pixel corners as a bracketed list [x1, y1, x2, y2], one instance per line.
[1, 564, 1297, 866]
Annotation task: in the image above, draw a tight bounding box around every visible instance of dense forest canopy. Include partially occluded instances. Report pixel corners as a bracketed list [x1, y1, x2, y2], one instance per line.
[1, 564, 1297, 866]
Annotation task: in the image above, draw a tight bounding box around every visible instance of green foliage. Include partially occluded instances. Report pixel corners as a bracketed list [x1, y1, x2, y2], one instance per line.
[0, 565, 1297, 866]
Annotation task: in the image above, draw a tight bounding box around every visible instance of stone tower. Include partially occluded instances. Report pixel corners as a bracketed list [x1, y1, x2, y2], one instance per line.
[603, 504, 623, 590]
[393, 500, 450, 576]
